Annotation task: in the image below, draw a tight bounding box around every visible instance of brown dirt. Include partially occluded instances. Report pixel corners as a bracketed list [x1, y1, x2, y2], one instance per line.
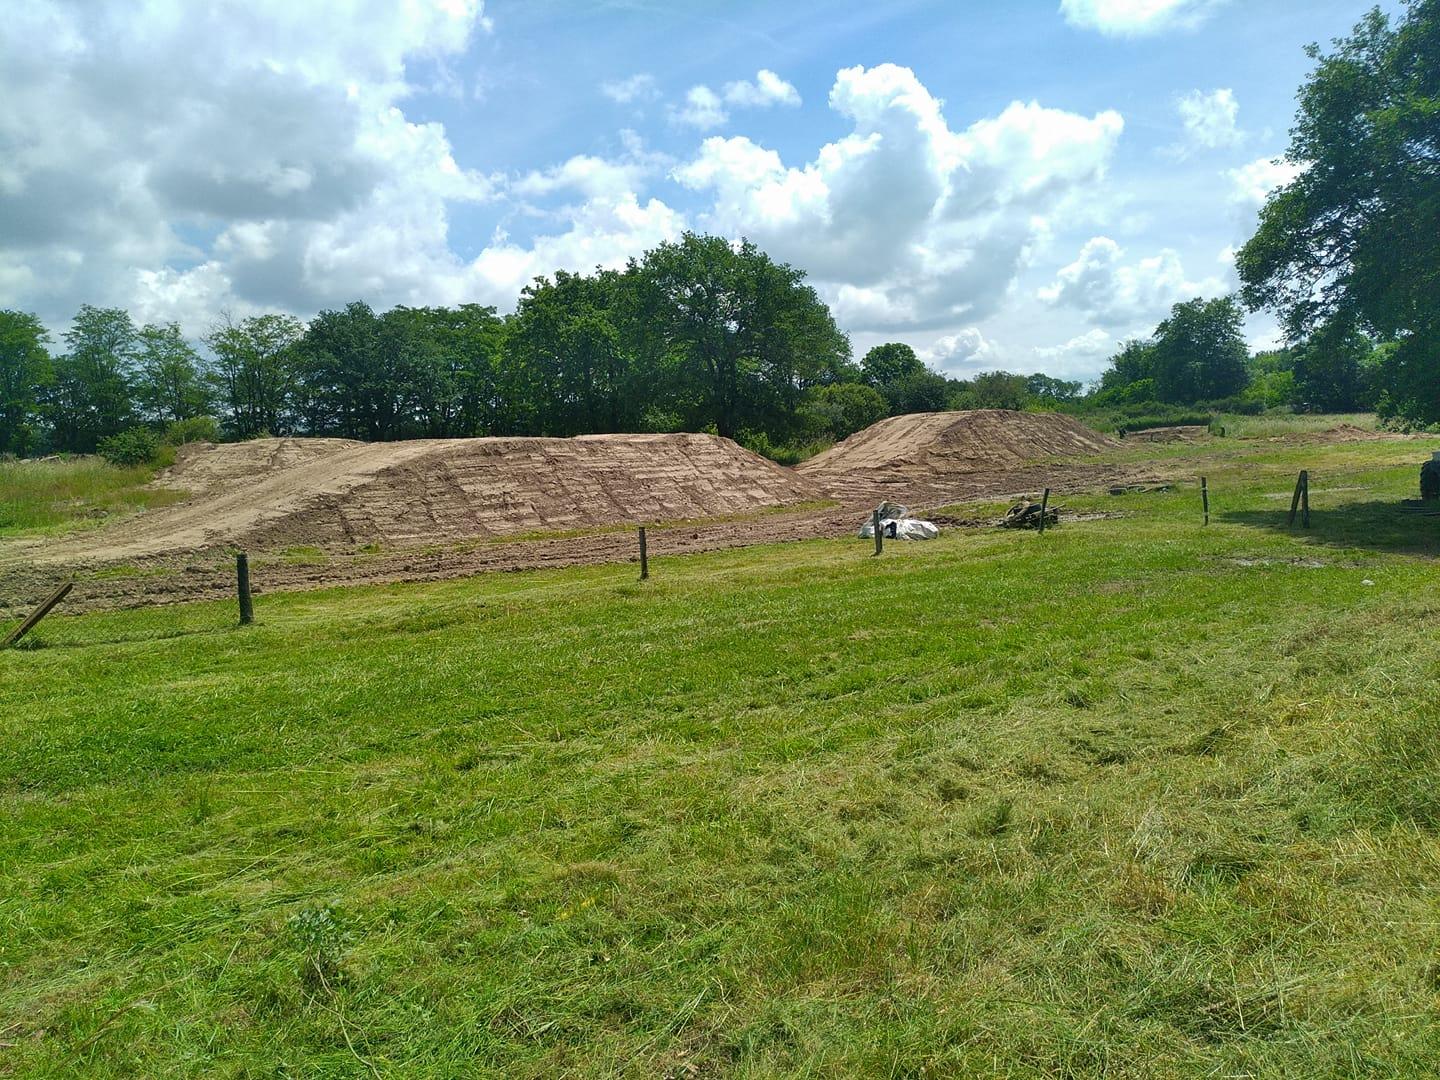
[797, 409, 1120, 500]
[11, 433, 821, 567]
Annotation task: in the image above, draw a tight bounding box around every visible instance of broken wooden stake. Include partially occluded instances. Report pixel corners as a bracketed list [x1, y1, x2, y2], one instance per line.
[1038, 488, 1051, 535]
[3, 582, 74, 649]
[1201, 476, 1209, 526]
[638, 527, 649, 580]
[873, 508, 883, 556]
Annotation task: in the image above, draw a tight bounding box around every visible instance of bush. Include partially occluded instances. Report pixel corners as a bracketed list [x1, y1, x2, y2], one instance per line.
[740, 432, 833, 466]
[801, 383, 887, 441]
[97, 427, 163, 467]
[165, 416, 220, 446]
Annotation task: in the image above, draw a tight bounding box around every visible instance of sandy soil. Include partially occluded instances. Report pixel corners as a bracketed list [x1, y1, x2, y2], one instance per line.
[11, 433, 821, 567]
[797, 410, 1120, 500]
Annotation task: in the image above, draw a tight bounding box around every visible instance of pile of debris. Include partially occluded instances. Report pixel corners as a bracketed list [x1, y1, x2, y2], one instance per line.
[999, 499, 1059, 530]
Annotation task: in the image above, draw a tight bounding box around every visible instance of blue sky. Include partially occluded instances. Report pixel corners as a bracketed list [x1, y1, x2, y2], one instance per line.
[0, 0, 1405, 381]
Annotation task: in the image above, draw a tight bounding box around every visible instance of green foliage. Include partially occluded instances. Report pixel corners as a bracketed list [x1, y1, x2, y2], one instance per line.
[164, 415, 220, 446]
[0, 310, 52, 455]
[1291, 319, 1377, 412]
[46, 305, 139, 453]
[204, 313, 304, 439]
[1238, 0, 1440, 424]
[860, 342, 924, 387]
[633, 233, 852, 439]
[96, 426, 162, 467]
[801, 382, 888, 440]
[135, 322, 210, 423]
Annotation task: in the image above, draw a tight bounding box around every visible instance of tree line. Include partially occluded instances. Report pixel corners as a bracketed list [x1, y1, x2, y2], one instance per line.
[0, 234, 1080, 461]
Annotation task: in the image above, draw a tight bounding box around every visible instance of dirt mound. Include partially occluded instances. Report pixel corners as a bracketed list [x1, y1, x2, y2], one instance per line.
[31, 433, 822, 563]
[798, 410, 1117, 496]
[157, 437, 363, 489]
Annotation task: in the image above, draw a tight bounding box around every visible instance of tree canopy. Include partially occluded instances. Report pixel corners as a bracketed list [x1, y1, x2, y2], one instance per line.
[1238, 0, 1440, 423]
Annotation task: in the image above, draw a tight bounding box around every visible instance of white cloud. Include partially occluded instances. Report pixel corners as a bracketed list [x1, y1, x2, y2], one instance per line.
[0, 0, 499, 329]
[601, 73, 659, 105]
[1060, 0, 1226, 36]
[922, 328, 998, 374]
[0, 1, 695, 333]
[1032, 328, 1118, 380]
[723, 70, 801, 109]
[675, 85, 729, 130]
[673, 69, 802, 129]
[1038, 236, 1227, 328]
[1175, 88, 1242, 153]
[675, 63, 1123, 331]
[1226, 155, 1303, 208]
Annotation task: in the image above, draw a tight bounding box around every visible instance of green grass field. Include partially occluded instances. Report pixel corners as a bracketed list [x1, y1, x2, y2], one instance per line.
[3, 433, 1440, 1077]
[0, 456, 184, 539]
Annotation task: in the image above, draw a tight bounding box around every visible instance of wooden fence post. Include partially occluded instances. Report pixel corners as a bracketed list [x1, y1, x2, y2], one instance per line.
[638, 527, 649, 580]
[1201, 476, 1209, 526]
[1300, 470, 1310, 529]
[236, 552, 254, 625]
[1038, 488, 1051, 535]
[1288, 471, 1305, 527]
[873, 508, 883, 556]
[2, 582, 74, 649]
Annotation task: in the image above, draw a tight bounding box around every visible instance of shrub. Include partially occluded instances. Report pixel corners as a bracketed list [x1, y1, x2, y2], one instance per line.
[97, 427, 163, 467]
[165, 416, 220, 446]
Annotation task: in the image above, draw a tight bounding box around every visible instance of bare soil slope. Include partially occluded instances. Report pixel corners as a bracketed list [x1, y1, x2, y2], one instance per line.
[798, 410, 1119, 498]
[26, 433, 822, 564]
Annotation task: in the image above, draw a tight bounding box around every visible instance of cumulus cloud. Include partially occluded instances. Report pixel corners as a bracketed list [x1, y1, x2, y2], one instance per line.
[1174, 88, 1242, 153]
[1060, 0, 1226, 36]
[1038, 236, 1227, 328]
[673, 69, 801, 129]
[1032, 328, 1117, 380]
[723, 70, 801, 109]
[0, 1, 696, 333]
[922, 328, 998, 374]
[601, 73, 659, 105]
[674, 63, 1124, 331]
[1226, 155, 1303, 208]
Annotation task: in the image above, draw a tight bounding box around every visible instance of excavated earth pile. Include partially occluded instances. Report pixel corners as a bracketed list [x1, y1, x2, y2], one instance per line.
[23, 433, 824, 565]
[798, 409, 1122, 500]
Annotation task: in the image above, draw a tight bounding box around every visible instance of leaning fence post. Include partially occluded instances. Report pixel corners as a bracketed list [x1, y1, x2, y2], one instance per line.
[2, 582, 74, 649]
[1201, 476, 1209, 526]
[1300, 470, 1311, 529]
[236, 552, 254, 625]
[1038, 488, 1051, 535]
[873, 508, 883, 556]
[638, 527, 649, 580]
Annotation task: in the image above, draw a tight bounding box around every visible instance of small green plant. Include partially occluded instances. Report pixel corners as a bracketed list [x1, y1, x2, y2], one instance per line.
[286, 905, 350, 993]
[97, 427, 163, 467]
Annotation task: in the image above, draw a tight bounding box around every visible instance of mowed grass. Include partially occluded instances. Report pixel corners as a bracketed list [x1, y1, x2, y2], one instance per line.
[0, 456, 185, 538]
[3, 435, 1440, 1077]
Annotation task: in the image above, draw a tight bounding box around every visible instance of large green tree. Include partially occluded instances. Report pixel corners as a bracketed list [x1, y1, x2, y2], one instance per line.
[47, 305, 138, 453]
[860, 342, 925, 389]
[135, 322, 210, 423]
[1238, 0, 1440, 423]
[1150, 297, 1251, 404]
[0, 310, 52, 455]
[632, 234, 850, 439]
[206, 314, 303, 439]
